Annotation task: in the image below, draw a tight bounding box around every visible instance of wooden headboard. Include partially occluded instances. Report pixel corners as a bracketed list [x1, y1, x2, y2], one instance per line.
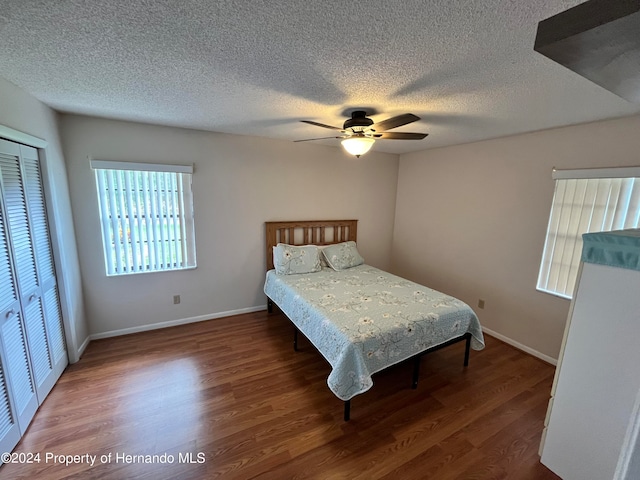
[265, 220, 358, 270]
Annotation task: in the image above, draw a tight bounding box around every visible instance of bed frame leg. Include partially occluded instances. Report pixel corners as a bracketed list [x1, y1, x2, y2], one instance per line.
[294, 328, 299, 352]
[344, 400, 351, 421]
[464, 333, 471, 367]
[267, 298, 273, 314]
[412, 355, 422, 389]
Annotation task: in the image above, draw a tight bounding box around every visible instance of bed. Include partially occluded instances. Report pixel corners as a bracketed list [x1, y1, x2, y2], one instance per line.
[263, 220, 484, 420]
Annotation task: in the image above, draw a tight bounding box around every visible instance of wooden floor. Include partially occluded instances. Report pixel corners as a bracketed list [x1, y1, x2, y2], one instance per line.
[1, 310, 560, 480]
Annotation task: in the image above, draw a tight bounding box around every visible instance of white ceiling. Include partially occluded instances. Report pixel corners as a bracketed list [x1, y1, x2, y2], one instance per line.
[1, 0, 639, 154]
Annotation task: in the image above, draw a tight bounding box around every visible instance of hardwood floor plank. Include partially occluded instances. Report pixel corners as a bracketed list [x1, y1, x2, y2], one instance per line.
[0, 311, 560, 479]
[461, 383, 551, 448]
[378, 431, 475, 480]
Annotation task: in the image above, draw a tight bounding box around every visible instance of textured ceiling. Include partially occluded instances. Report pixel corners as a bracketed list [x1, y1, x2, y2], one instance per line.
[1, 0, 639, 154]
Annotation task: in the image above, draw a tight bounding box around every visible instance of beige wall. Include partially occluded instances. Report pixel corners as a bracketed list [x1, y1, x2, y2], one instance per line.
[60, 115, 399, 336]
[392, 115, 640, 361]
[0, 77, 88, 361]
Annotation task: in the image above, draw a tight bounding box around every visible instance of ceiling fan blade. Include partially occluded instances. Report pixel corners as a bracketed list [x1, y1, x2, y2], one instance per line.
[373, 113, 420, 131]
[294, 136, 347, 142]
[375, 132, 428, 140]
[301, 120, 344, 131]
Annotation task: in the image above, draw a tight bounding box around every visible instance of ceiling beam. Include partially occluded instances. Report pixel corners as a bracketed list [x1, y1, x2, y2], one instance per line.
[534, 0, 640, 103]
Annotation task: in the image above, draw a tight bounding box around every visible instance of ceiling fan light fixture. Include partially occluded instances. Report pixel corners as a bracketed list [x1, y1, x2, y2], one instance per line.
[298, 111, 426, 154]
[341, 136, 375, 157]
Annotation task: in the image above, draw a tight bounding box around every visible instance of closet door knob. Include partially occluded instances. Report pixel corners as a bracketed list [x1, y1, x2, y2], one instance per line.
[5, 309, 15, 319]
[29, 294, 36, 302]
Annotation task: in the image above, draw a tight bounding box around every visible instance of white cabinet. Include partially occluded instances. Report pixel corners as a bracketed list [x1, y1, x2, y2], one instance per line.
[540, 229, 640, 480]
[0, 138, 67, 455]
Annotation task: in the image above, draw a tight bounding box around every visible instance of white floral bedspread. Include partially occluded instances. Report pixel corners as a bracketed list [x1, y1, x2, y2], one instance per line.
[264, 265, 485, 401]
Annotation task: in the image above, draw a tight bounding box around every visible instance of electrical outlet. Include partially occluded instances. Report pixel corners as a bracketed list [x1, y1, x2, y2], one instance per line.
[173, 295, 181, 305]
[478, 299, 485, 309]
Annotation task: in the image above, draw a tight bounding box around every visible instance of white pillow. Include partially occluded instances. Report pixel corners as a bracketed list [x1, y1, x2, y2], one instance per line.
[321, 241, 364, 271]
[273, 244, 322, 274]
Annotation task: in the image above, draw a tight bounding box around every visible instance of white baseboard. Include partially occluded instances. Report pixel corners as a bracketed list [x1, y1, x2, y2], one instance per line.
[89, 305, 267, 340]
[77, 335, 91, 358]
[482, 326, 558, 366]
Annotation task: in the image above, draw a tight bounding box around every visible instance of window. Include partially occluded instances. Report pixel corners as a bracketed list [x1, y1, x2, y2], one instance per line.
[91, 160, 196, 276]
[537, 167, 640, 299]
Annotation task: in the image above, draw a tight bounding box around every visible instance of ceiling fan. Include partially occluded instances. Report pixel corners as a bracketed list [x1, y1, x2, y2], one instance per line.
[295, 110, 428, 157]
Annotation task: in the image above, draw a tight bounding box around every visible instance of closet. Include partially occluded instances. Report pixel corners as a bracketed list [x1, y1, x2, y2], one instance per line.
[0, 138, 67, 454]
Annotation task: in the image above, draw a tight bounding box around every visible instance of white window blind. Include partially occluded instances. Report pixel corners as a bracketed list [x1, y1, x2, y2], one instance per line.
[91, 160, 196, 276]
[537, 167, 640, 299]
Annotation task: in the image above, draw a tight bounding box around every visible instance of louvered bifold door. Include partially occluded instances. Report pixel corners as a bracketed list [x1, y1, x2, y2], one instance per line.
[0, 139, 38, 453]
[20, 144, 67, 397]
[1, 141, 67, 406]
